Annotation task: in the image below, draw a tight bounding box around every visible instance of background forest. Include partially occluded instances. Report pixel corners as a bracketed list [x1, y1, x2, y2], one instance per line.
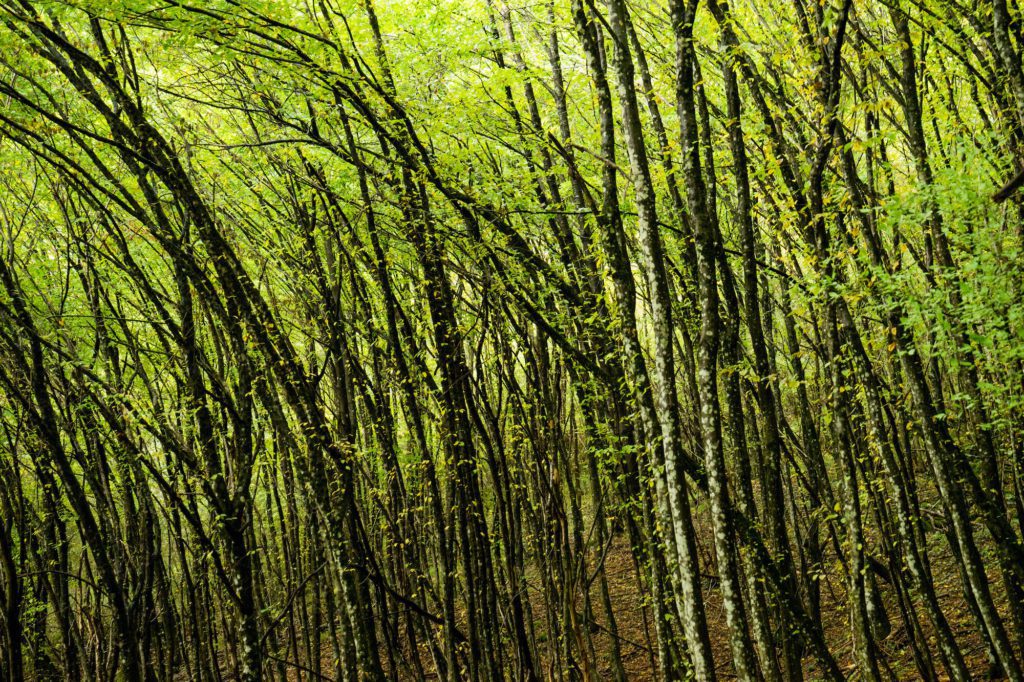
[1, 0, 1024, 679]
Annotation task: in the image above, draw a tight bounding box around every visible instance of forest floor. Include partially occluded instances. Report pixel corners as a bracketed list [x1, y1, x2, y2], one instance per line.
[581, 532, 1004, 681]
[281, 524, 1011, 681]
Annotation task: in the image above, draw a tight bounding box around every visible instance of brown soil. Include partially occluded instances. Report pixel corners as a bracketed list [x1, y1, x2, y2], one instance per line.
[278, 524, 1012, 681]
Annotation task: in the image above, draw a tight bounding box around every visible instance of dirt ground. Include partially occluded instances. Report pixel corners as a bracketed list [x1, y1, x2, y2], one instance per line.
[278, 525, 1011, 681]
